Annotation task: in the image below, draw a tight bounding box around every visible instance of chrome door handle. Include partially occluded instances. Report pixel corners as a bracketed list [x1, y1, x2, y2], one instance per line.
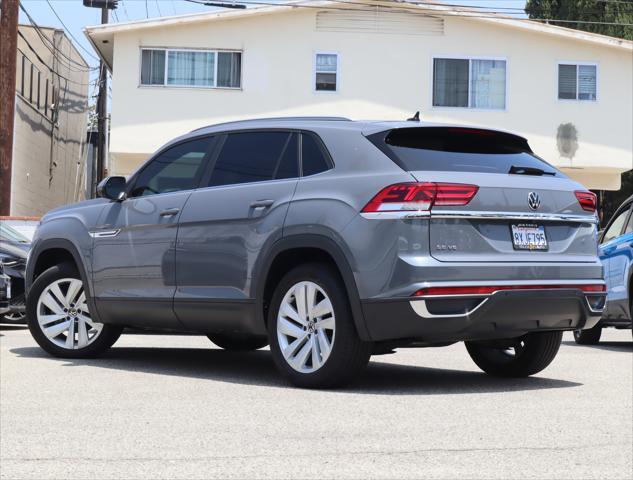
[160, 208, 180, 217]
[250, 199, 274, 208]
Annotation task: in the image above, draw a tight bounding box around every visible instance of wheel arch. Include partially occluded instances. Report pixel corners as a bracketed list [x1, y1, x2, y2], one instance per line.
[255, 234, 370, 341]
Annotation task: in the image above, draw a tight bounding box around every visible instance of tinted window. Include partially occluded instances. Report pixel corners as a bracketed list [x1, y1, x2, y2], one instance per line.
[130, 138, 211, 197]
[301, 134, 330, 176]
[367, 127, 558, 175]
[275, 133, 299, 180]
[603, 208, 629, 243]
[209, 131, 292, 187]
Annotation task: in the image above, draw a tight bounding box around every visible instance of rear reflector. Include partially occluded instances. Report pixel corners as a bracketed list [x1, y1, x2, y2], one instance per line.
[362, 182, 478, 213]
[575, 191, 597, 213]
[414, 284, 606, 297]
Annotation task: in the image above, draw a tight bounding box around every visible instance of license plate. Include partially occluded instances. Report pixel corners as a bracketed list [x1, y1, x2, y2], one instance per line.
[511, 224, 548, 251]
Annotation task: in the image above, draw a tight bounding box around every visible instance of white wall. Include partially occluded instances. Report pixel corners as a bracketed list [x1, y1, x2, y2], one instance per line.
[108, 9, 632, 189]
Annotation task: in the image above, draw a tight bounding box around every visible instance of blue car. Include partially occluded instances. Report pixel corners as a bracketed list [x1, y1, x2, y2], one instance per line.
[574, 195, 633, 344]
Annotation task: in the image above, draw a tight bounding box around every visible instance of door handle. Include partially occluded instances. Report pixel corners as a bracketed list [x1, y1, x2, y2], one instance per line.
[250, 199, 274, 209]
[160, 208, 180, 217]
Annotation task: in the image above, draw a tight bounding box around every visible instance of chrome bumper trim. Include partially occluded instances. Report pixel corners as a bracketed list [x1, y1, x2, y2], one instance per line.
[360, 210, 598, 224]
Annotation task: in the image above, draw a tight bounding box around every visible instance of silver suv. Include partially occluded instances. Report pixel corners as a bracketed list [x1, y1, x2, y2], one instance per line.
[26, 117, 606, 388]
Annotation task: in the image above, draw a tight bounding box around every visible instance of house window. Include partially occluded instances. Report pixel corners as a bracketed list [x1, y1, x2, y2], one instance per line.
[558, 63, 597, 101]
[140, 48, 241, 88]
[315, 53, 338, 91]
[433, 57, 507, 109]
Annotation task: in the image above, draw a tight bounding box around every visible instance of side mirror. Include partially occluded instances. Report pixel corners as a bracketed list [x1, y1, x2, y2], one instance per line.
[97, 176, 127, 201]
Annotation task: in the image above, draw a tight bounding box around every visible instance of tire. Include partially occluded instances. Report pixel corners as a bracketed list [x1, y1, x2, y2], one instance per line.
[267, 263, 372, 389]
[27, 263, 122, 358]
[573, 324, 602, 345]
[465, 331, 563, 377]
[207, 333, 268, 351]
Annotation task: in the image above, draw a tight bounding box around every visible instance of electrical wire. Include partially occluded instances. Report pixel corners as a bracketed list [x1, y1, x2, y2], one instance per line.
[155, 0, 163, 15]
[182, 0, 633, 27]
[45, 0, 100, 61]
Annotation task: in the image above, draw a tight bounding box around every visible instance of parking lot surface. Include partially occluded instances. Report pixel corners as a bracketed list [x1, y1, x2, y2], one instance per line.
[1, 326, 631, 480]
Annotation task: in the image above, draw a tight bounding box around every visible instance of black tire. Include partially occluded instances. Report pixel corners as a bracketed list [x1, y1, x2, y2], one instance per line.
[267, 263, 372, 389]
[207, 333, 268, 351]
[27, 263, 122, 358]
[573, 324, 602, 345]
[465, 331, 563, 377]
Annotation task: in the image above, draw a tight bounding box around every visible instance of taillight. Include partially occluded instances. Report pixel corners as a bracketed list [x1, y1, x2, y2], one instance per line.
[362, 182, 478, 213]
[575, 191, 597, 212]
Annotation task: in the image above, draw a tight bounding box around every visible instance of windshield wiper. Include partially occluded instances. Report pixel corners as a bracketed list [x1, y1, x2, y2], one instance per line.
[509, 165, 556, 176]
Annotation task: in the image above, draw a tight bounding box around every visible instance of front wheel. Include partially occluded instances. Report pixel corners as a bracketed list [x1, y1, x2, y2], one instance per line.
[573, 324, 602, 345]
[267, 263, 372, 389]
[27, 263, 122, 358]
[466, 331, 563, 377]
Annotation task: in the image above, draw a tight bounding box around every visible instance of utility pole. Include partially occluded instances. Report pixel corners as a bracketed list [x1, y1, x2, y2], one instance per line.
[0, 0, 19, 215]
[95, 6, 108, 189]
[83, 0, 117, 196]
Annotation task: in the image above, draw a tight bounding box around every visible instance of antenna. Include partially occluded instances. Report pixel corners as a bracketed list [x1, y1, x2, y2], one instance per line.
[407, 111, 420, 122]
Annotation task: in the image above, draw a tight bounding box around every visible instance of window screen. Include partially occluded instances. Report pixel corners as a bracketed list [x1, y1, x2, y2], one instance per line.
[130, 138, 212, 197]
[141, 50, 166, 85]
[558, 63, 597, 101]
[209, 131, 293, 187]
[315, 53, 337, 91]
[301, 133, 331, 176]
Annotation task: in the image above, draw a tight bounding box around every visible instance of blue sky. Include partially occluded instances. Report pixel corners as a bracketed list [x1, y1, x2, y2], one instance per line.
[19, 0, 527, 94]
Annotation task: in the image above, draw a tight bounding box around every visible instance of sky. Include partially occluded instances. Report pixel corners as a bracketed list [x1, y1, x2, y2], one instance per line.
[18, 0, 528, 98]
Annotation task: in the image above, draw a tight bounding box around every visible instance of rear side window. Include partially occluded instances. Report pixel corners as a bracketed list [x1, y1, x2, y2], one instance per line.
[367, 127, 559, 175]
[301, 133, 331, 176]
[130, 138, 212, 197]
[208, 131, 297, 187]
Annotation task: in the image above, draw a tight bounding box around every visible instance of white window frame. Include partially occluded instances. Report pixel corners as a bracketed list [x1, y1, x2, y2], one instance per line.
[430, 55, 509, 112]
[314, 51, 339, 93]
[556, 61, 599, 102]
[138, 47, 243, 90]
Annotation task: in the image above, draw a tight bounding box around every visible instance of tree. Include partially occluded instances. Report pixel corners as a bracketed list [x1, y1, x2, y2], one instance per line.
[526, 1, 633, 225]
[525, 0, 633, 40]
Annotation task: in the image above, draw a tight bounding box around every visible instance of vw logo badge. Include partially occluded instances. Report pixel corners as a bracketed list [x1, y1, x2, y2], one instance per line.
[527, 192, 541, 211]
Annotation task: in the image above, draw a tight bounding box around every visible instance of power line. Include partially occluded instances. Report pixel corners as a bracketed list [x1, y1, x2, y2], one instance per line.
[45, 0, 100, 61]
[145, 0, 149, 18]
[183, 0, 633, 26]
[155, 0, 163, 16]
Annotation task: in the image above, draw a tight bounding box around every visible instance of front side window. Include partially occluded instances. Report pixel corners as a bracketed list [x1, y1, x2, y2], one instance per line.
[130, 138, 212, 197]
[433, 58, 506, 109]
[315, 53, 338, 91]
[558, 63, 597, 101]
[602, 208, 629, 244]
[208, 131, 297, 187]
[140, 48, 241, 88]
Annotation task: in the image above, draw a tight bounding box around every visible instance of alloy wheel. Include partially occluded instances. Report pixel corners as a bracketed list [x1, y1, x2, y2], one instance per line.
[276, 281, 336, 373]
[36, 278, 103, 349]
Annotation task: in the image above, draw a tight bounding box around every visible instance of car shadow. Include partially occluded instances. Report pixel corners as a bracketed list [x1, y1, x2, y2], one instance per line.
[11, 346, 582, 395]
[562, 339, 633, 353]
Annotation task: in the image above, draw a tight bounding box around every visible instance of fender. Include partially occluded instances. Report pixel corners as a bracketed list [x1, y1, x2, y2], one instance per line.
[26, 238, 103, 324]
[254, 233, 371, 341]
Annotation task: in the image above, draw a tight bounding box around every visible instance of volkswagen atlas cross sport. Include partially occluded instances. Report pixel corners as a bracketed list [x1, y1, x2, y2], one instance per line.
[25, 117, 606, 388]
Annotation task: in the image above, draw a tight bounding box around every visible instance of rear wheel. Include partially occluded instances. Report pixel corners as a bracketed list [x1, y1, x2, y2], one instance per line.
[466, 331, 563, 377]
[267, 263, 372, 388]
[27, 263, 122, 358]
[207, 333, 268, 351]
[573, 324, 602, 345]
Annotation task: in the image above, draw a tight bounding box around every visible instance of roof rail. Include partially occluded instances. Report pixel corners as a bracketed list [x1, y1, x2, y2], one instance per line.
[190, 116, 352, 133]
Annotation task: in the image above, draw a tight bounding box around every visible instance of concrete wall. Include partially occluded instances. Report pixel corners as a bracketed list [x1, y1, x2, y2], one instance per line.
[106, 8, 632, 189]
[11, 26, 89, 216]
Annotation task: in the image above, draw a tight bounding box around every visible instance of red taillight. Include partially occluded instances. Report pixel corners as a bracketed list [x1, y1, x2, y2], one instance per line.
[413, 284, 606, 297]
[575, 191, 597, 213]
[362, 182, 478, 213]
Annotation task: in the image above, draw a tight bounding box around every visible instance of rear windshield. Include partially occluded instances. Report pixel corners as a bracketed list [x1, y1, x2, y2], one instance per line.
[367, 127, 559, 175]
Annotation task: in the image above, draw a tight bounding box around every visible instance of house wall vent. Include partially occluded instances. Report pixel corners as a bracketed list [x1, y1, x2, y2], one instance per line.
[315, 9, 445, 36]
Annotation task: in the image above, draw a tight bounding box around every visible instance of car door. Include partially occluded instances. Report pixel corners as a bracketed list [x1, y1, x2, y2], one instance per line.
[174, 130, 300, 334]
[91, 136, 215, 329]
[600, 204, 633, 319]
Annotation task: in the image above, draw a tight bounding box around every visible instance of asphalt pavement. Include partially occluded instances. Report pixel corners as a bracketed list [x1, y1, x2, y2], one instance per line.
[1, 326, 631, 480]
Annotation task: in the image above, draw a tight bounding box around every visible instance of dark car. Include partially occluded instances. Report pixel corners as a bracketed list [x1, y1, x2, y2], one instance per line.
[574, 195, 633, 344]
[0, 265, 10, 315]
[0, 223, 29, 323]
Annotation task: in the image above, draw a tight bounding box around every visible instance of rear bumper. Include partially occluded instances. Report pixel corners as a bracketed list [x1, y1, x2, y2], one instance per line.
[362, 288, 605, 343]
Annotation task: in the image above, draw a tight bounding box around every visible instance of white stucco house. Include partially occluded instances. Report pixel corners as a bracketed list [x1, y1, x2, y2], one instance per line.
[84, 0, 633, 189]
